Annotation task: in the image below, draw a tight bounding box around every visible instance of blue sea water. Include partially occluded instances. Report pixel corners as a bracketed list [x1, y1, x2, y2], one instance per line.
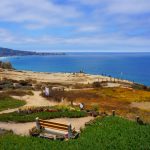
[1, 52, 150, 86]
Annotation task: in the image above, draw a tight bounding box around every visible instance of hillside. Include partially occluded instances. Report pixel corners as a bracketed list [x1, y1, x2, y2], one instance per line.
[0, 47, 65, 57]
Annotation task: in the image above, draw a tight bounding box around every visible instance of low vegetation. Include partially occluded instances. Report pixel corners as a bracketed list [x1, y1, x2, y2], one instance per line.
[0, 80, 13, 90]
[72, 83, 92, 89]
[44, 87, 150, 122]
[0, 110, 87, 122]
[45, 87, 150, 103]
[0, 79, 33, 90]
[2, 89, 34, 96]
[92, 81, 102, 88]
[131, 83, 150, 91]
[0, 94, 26, 111]
[0, 117, 150, 150]
[0, 129, 13, 136]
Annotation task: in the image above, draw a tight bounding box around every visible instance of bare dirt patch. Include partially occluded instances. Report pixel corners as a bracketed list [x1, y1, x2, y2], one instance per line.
[131, 102, 150, 111]
[12, 91, 63, 107]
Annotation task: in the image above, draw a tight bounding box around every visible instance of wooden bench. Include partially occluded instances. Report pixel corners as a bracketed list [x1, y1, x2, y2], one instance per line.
[35, 117, 74, 139]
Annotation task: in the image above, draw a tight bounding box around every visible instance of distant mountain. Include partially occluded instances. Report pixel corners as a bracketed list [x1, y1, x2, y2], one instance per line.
[0, 47, 65, 57]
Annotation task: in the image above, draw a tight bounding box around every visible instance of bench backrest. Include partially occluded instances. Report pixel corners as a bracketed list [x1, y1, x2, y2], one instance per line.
[35, 117, 73, 138]
[38, 119, 69, 132]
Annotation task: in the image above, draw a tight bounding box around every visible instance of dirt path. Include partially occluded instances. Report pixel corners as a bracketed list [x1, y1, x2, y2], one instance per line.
[131, 102, 150, 111]
[12, 91, 61, 107]
[0, 108, 19, 115]
[0, 91, 94, 136]
[0, 116, 94, 136]
[0, 91, 64, 114]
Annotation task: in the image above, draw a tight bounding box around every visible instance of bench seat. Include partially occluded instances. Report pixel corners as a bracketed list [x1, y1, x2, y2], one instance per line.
[35, 117, 74, 138]
[44, 127, 68, 136]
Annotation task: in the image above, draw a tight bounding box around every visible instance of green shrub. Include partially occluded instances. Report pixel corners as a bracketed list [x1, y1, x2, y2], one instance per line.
[0, 110, 87, 122]
[53, 105, 80, 112]
[91, 104, 99, 112]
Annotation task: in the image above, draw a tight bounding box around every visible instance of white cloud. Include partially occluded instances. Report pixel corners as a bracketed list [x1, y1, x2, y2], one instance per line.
[75, 25, 100, 33]
[0, 0, 82, 28]
[75, 0, 150, 14]
[0, 27, 149, 51]
[106, 0, 150, 15]
[71, 0, 101, 5]
[0, 28, 15, 43]
[0, 0, 149, 51]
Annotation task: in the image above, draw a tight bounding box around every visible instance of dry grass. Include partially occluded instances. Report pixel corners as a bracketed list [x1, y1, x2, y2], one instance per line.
[58, 87, 150, 123]
[2, 89, 34, 96]
[43, 87, 150, 122]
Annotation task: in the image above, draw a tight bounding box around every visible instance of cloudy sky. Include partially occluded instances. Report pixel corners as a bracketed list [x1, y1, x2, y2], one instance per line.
[0, 0, 150, 52]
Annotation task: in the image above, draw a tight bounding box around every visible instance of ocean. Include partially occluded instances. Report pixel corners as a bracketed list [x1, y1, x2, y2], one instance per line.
[1, 52, 150, 86]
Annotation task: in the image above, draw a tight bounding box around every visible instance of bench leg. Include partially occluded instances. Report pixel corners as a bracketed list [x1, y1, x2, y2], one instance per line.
[68, 124, 72, 139]
[36, 117, 40, 130]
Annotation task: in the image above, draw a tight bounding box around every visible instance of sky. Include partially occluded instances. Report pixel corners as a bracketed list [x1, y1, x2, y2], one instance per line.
[0, 0, 150, 52]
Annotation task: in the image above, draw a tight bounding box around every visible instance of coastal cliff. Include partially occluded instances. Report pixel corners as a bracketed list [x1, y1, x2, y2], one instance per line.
[0, 47, 65, 57]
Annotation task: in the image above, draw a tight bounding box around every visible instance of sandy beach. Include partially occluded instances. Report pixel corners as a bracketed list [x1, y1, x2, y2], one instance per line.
[0, 69, 132, 85]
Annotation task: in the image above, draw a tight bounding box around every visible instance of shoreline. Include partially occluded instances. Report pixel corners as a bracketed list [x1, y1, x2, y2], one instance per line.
[0, 54, 148, 86]
[0, 68, 133, 86]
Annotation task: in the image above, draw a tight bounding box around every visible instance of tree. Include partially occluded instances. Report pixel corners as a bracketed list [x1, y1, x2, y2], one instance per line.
[1, 62, 13, 69]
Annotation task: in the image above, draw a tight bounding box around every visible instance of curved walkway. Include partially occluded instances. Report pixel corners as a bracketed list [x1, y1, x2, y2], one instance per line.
[0, 91, 62, 114]
[0, 91, 93, 136]
[0, 108, 19, 115]
[12, 91, 60, 107]
[0, 116, 94, 136]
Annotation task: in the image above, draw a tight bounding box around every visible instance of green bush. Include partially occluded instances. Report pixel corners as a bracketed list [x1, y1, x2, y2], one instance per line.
[0, 110, 87, 122]
[91, 104, 99, 112]
[53, 105, 80, 112]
